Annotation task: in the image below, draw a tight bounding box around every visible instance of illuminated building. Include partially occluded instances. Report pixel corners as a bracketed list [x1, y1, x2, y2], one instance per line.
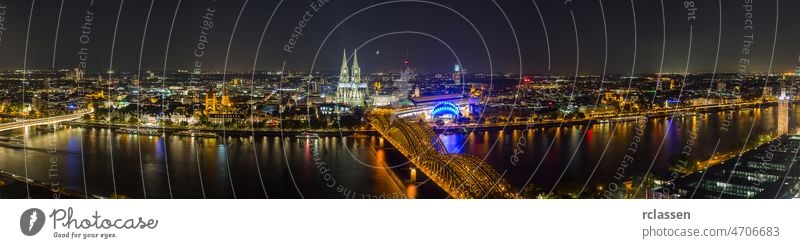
[204, 87, 235, 114]
[336, 49, 368, 107]
[66, 68, 84, 82]
[452, 64, 462, 84]
[778, 87, 789, 135]
[468, 85, 482, 116]
[204, 89, 218, 112]
[763, 87, 774, 99]
[202, 87, 242, 124]
[373, 81, 382, 95]
[31, 95, 42, 116]
[671, 135, 800, 199]
[308, 76, 324, 94]
[393, 55, 415, 99]
[400, 59, 414, 82]
[431, 101, 461, 120]
[370, 94, 396, 107]
[192, 91, 201, 104]
[221, 90, 233, 108]
[85, 90, 105, 100]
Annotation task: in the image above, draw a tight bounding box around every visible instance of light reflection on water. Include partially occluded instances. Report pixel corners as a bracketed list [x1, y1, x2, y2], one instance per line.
[0, 105, 796, 198]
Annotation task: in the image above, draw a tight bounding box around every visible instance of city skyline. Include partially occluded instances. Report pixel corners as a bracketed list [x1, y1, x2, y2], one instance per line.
[1, 0, 800, 74]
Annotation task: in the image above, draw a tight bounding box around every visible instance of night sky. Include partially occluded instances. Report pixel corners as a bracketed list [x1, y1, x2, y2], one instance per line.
[0, 0, 798, 74]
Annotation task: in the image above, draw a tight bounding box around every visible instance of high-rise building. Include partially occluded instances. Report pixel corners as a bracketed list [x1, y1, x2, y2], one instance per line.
[778, 87, 789, 135]
[336, 49, 368, 106]
[393, 54, 415, 100]
[31, 95, 42, 115]
[68, 68, 84, 82]
[44, 79, 51, 93]
[452, 64, 463, 84]
[308, 76, 320, 94]
[400, 56, 414, 82]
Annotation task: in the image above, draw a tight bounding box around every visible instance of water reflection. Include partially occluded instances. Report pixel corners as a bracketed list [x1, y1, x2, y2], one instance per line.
[0, 105, 796, 198]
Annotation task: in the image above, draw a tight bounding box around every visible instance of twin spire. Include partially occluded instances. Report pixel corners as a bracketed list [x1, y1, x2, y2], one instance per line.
[339, 49, 361, 83]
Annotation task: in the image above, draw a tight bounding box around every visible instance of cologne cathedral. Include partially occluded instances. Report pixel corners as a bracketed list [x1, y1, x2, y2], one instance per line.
[336, 49, 368, 107]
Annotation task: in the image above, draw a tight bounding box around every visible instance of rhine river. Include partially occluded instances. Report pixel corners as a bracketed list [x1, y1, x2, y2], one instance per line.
[1, 105, 797, 198]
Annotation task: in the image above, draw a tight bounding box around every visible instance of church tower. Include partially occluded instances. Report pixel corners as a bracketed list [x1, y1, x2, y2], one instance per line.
[351, 51, 361, 84]
[339, 49, 349, 84]
[204, 87, 217, 113]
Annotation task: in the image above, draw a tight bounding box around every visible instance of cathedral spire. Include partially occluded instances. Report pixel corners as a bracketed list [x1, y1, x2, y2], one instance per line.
[352, 50, 359, 69]
[351, 50, 361, 83]
[339, 49, 349, 82]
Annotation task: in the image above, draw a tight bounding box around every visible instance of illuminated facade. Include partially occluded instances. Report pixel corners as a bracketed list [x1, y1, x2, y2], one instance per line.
[400, 60, 414, 82]
[468, 85, 482, 116]
[204, 87, 235, 114]
[452, 64, 462, 84]
[336, 49, 368, 107]
[393, 56, 415, 99]
[778, 87, 789, 135]
[431, 102, 461, 119]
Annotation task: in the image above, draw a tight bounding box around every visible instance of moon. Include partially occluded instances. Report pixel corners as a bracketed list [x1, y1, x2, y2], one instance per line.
[375, 50, 380, 55]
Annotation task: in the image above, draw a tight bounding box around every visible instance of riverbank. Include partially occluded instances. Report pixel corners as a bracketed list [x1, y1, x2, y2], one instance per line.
[64, 101, 775, 135]
[434, 101, 775, 132]
[0, 170, 86, 199]
[64, 121, 378, 137]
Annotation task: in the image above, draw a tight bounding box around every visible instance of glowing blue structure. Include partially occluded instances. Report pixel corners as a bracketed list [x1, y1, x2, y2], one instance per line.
[431, 102, 460, 118]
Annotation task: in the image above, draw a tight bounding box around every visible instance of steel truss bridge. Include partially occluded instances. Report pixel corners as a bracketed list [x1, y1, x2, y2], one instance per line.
[369, 109, 520, 199]
[0, 109, 93, 132]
